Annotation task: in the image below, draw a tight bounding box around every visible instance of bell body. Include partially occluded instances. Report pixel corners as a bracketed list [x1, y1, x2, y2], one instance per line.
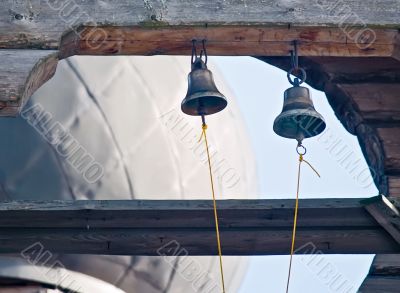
[181, 58, 227, 116]
[273, 85, 326, 142]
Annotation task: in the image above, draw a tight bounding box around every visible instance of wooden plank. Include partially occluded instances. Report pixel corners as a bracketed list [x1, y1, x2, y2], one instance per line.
[389, 176, 400, 198]
[358, 255, 400, 293]
[362, 195, 400, 245]
[0, 49, 58, 116]
[370, 254, 400, 276]
[338, 84, 400, 125]
[0, 199, 397, 256]
[317, 57, 400, 84]
[1, 0, 399, 50]
[376, 128, 400, 176]
[359, 277, 400, 293]
[59, 26, 397, 58]
[0, 198, 379, 228]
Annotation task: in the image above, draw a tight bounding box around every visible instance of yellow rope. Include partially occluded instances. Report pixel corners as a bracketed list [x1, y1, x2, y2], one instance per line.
[200, 123, 226, 293]
[286, 153, 320, 293]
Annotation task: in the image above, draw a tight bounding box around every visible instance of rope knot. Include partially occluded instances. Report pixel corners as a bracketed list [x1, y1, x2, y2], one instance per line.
[198, 123, 208, 142]
[299, 154, 303, 162]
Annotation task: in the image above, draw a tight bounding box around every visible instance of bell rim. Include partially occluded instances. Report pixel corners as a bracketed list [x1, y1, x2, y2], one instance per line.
[181, 91, 228, 116]
[273, 108, 326, 139]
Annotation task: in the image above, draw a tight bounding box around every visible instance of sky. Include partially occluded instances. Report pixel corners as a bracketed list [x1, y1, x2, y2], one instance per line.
[212, 56, 378, 293]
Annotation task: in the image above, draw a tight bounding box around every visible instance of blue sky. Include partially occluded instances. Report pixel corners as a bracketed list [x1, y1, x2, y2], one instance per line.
[212, 56, 377, 293]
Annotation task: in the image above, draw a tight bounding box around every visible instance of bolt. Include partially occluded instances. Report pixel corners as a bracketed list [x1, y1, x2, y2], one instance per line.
[14, 13, 24, 20]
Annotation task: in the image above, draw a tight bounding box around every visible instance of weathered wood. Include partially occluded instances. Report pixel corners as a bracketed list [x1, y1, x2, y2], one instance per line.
[59, 26, 398, 58]
[358, 254, 400, 293]
[359, 277, 400, 293]
[370, 254, 400, 276]
[0, 198, 380, 228]
[1, 0, 399, 50]
[362, 195, 400, 244]
[389, 176, 400, 197]
[0, 50, 58, 116]
[338, 84, 400, 126]
[376, 128, 400, 176]
[300, 57, 400, 84]
[0, 199, 397, 255]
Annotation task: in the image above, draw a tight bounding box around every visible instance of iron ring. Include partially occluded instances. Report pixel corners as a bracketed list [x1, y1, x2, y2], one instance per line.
[287, 67, 306, 86]
[296, 145, 307, 155]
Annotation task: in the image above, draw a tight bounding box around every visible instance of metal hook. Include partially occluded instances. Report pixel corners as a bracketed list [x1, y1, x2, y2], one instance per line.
[287, 40, 306, 86]
[287, 67, 306, 86]
[192, 39, 208, 64]
[191, 39, 197, 64]
[293, 40, 299, 68]
[289, 41, 299, 70]
[202, 39, 208, 64]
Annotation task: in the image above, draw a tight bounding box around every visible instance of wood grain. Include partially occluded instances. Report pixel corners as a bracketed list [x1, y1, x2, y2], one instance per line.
[370, 254, 400, 276]
[59, 26, 398, 58]
[359, 255, 400, 293]
[0, 199, 397, 255]
[377, 128, 400, 176]
[363, 195, 400, 245]
[1, 0, 399, 50]
[339, 84, 400, 125]
[0, 50, 58, 116]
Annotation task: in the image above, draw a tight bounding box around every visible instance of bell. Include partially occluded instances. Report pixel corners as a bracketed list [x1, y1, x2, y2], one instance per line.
[273, 85, 326, 142]
[181, 57, 227, 116]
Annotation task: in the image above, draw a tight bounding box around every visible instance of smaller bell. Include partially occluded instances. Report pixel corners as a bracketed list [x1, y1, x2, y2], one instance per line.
[273, 85, 326, 142]
[181, 57, 227, 116]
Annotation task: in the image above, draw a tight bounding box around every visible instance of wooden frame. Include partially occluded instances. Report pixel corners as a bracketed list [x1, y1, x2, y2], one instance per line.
[0, 198, 397, 256]
[1, 1, 400, 291]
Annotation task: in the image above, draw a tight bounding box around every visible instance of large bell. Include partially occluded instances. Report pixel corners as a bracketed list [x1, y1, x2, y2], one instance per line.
[273, 85, 326, 142]
[181, 57, 227, 116]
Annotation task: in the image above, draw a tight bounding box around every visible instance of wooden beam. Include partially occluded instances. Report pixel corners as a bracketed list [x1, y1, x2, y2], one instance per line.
[362, 195, 400, 245]
[370, 254, 400, 276]
[0, 50, 58, 116]
[0, 199, 397, 256]
[359, 277, 400, 292]
[359, 254, 400, 293]
[376, 128, 400, 176]
[1, 0, 399, 50]
[338, 84, 400, 126]
[388, 176, 400, 198]
[59, 26, 398, 58]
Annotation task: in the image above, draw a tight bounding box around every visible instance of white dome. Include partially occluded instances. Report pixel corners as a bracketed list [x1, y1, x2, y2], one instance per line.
[0, 55, 258, 292]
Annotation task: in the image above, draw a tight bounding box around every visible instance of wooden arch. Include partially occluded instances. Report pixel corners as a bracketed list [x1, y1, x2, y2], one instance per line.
[1, 0, 400, 291]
